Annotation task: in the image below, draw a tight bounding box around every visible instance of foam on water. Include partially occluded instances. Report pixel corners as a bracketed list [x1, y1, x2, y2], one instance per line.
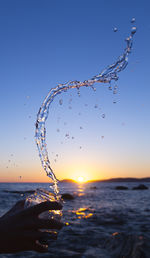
[35, 25, 136, 197]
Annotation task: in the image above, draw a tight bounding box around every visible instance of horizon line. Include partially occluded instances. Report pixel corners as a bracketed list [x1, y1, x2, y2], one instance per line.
[1, 176, 150, 184]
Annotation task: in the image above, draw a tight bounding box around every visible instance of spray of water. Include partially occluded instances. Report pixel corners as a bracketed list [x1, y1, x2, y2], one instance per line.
[35, 24, 136, 197]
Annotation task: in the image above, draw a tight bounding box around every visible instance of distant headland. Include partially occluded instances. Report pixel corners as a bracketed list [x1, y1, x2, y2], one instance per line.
[60, 177, 150, 183]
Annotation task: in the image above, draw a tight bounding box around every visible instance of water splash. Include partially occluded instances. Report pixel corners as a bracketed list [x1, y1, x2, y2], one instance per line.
[35, 25, 136, 197]
[131, 18, 136, 23]
[113, 27, 118, 32]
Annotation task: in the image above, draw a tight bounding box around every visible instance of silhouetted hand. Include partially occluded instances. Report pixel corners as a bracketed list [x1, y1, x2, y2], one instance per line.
[0, 200, 63, 253]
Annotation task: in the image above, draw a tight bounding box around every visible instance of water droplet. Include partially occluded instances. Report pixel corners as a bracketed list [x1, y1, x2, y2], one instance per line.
[125, 37, 130, 42]
[113, 27, 118, 32]
[131, 26, 137, 35]
[80, 126, 83, 129]
[131, 17, 135, 23]
[94, 104, 98, 109]
[57, 129, 60, 132]
[79, 146, 82, 149]
[102, 114, 105, 119]
[59, 99, 63, 105]
[91, 86, 96, 92]
[113, 90, 117, 94]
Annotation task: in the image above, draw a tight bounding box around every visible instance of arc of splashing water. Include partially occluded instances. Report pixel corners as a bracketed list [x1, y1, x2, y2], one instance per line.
[35, 27, 136, 196]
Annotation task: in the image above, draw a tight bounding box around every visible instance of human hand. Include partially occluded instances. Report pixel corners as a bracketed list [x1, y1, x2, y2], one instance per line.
[0, 200, 63, 253]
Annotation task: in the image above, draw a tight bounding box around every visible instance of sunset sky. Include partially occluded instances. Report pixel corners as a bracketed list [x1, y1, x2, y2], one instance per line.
[0, 0, 150, 182]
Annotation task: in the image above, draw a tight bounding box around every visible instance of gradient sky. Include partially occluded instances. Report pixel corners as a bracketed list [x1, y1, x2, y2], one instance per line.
[0, 0, 150, 182]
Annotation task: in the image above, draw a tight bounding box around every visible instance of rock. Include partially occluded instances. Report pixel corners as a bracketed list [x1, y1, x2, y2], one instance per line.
[61, 193, 74, 200]
[115, 186, 128, 190]
[132, 184, 148, 190]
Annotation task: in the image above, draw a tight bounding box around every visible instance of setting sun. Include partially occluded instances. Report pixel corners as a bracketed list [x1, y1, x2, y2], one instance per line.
[77, 176, 84, 183]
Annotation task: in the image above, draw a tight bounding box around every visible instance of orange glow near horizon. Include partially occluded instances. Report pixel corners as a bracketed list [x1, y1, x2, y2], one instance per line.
[1, 161, 150, 183]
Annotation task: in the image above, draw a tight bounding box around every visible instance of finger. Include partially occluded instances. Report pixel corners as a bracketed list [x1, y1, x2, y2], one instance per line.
[32, 218, 63, 230]
[39, 231, 58, 241]
[39, 231, 58, 246]
[37, 218, 63, 230]
[4, 240, 47, 253]
[22, 201, 62, 217]
[17, 241, 49, 253]
[33, 241, 48, 253]
[1, 200, 25, 219]
[24, 230, 58, 241]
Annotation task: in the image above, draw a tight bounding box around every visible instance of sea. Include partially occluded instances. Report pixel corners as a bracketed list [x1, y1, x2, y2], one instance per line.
[0, 181, 150, 258]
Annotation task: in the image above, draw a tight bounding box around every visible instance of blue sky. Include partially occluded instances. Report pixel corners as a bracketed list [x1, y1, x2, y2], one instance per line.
[0, 0, 150, 182]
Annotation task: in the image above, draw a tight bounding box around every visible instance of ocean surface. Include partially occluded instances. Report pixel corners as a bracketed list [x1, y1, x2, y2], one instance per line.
[0, 181, 150, 258]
